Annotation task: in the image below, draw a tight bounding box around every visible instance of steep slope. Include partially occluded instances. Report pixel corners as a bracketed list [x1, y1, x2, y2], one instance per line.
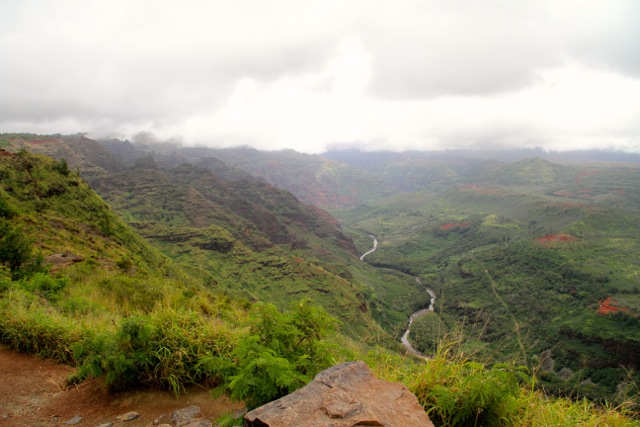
[0, 150, 355, 409]
[2, 135, 389, 335]
[201, 148, 391, 210]
[97, 140, 391, 210]
[0, 148, 182, 280]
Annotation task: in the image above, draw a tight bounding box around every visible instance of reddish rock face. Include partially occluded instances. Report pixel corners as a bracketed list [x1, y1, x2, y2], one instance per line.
[244, 361, 433, 427]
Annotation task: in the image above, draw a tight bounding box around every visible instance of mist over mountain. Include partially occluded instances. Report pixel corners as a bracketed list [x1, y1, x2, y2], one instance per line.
[324, 147, 640, 166]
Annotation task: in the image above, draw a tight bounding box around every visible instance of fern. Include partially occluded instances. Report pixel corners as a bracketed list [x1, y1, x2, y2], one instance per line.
[217, 300, 336, 408]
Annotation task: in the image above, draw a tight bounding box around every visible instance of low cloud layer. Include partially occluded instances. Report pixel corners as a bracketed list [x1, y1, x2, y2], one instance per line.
[1, 0, 639, 153]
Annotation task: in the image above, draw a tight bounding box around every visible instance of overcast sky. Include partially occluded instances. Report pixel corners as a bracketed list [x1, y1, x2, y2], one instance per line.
[1, 0, 639, 153]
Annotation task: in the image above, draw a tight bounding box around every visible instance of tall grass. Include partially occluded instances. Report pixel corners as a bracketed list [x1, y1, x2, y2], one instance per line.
[1, 274, 638, 425]
[0, 289, 85, 363]
[71, 308, 240, 395]
[362, 338, 640, 427]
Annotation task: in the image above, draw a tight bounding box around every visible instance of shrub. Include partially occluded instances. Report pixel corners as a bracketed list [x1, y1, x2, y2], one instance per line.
[0, 197, 16, 218]
[0, 290, 83, 363]
[72, 308, 237, 395]
[19, 273, 69, 302]
[52, 158, 70, 176]
[410, 348, 529, 427]
[213, 300, 337, 408]
[0, 219, 33, 276]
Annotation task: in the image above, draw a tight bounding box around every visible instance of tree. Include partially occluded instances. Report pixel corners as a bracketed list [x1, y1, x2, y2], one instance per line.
[0, 219, 33, 278]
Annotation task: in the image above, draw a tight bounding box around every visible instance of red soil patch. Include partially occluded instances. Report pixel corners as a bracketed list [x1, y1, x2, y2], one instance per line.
[535, 233, 578, 247]
[306, 205, 341, 228]
[0, 150, 14, 157]
[597, 297, 628, 315]
[439, 222, 468, 230]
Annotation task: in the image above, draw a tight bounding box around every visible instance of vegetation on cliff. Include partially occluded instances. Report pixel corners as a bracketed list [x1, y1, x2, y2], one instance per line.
[0, 139, 638, 425]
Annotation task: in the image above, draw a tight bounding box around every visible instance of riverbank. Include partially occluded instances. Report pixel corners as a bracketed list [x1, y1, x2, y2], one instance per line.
[360, 235, 435, 358]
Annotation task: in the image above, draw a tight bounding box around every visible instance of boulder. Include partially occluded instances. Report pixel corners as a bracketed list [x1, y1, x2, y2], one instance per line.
[244, 361, 433, 427]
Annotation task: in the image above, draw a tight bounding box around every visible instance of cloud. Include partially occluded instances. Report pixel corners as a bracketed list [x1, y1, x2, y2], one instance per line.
[360, 1, 560, 98]
[557, 0, 640, 77]
[0, 0, 639, 153]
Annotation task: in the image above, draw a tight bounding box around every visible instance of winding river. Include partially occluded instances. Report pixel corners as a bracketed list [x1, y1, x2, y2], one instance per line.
[359, 235, 378, 261]
[360, 235, 435, 359]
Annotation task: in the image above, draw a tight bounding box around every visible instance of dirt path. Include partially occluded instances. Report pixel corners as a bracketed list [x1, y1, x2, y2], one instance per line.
[0, 347, 243, 427]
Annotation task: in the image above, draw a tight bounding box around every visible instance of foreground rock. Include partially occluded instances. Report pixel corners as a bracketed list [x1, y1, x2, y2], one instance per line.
[244, 360, 433, 427]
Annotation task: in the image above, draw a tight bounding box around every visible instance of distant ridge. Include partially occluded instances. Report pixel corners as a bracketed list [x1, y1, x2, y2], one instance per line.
[475, 157, 571, 185]
[324, 147, 640, 165]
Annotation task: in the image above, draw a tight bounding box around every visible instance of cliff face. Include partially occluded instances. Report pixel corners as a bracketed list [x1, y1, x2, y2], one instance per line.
[1, 135, 376, 334]
[4, 135, 357, 256]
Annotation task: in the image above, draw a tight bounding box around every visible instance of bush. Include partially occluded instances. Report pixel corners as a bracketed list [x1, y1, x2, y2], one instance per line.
[0, 197, 16, 218]
[53, 158, 70, 176]
[214, 300, 337, 408]
[0, 290, 83, 363]
[19, 273, 69, 302]
[72, 308, 237, 395]
[410, 349, 529, 427]
[0, 219, 33, 276]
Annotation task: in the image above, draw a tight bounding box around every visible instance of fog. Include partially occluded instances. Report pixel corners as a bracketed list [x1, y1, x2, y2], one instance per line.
[1, 0, 639, 153]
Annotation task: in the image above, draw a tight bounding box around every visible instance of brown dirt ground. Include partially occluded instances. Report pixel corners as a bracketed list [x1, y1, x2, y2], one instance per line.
[0, 347, 244, 427]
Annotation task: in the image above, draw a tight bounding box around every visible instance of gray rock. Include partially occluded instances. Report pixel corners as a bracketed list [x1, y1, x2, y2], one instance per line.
[244, 360, 434, 427]
[65, 415, 82, 425]
[171, 406, 203, 426]
[96, 423, 114, 427]
[115, 411, 140, 422]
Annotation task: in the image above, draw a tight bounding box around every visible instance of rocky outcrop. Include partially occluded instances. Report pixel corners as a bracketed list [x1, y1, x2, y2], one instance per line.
[244, 361, 433, 427]
[45, 251, 84, 271]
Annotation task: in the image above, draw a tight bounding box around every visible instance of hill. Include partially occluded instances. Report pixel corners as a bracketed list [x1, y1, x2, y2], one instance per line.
[97, 140, 391, 210]
[0, 148, 185, 282]
[337, 157, 640, 403]
[1, 134, 431, 338]
[0, 149, 358, 415]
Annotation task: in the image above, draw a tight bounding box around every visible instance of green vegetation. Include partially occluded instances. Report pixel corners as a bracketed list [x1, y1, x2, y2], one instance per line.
[212, 301, 337, 408]
[338, 162, 640, 406]
[406, 345, 638, 426]
[1, 138, 639, 425]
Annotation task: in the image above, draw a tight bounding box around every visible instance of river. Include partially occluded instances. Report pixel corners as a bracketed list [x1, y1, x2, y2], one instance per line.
[359, 235, 378, 261]
[360, 235, 435, 359]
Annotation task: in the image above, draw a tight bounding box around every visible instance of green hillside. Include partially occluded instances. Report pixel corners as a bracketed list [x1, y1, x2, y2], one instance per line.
[97, 140, 392, 210]
[0, 149, 344, 406]
[0, 144, 638, 425]
[2, 135, 428, 339]
[338, 160, 640, 403]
